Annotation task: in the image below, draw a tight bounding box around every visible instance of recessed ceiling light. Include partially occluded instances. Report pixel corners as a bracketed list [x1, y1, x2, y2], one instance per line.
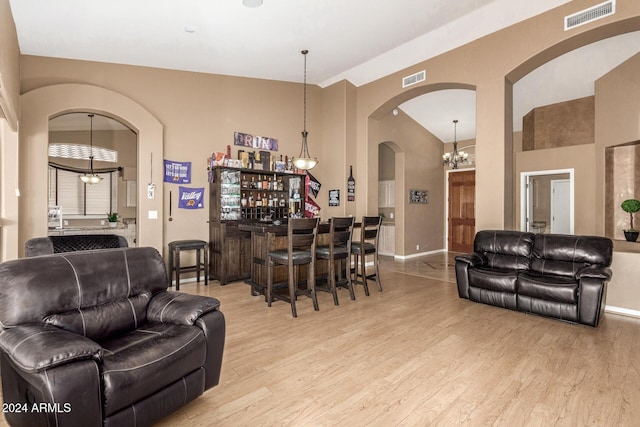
[243, 0, 263, 7]
[184, 25, 196, 33]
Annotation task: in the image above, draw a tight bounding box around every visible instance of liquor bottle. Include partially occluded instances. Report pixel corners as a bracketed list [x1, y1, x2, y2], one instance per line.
[248, 193, 254, 207]
[241, 192, 247, 207]
[255, 192, 262, 207]
[347, 165, 355, 201]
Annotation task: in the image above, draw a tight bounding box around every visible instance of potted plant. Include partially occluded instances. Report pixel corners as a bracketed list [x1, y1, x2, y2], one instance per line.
[107, 212, 119, 228]
[621, 199, 640, 242]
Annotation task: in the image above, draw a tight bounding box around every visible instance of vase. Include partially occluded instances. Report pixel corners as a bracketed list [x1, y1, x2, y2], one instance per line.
[623, 230, 639, 242]
[109, 222, 118, 228]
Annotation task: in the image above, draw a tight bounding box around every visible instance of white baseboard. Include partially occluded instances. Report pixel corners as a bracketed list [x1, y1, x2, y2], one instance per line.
[394, 249, 446, 260]
[605, 305, 640, 319]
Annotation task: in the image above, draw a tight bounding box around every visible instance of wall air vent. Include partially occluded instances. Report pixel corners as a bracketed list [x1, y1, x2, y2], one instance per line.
[564, 0, 615, 31]
[402, 70, 426, 88]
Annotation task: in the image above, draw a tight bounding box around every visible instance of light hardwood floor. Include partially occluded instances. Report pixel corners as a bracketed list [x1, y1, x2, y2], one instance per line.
[156, 253, 640, 426]
[2, 253, 638, 426]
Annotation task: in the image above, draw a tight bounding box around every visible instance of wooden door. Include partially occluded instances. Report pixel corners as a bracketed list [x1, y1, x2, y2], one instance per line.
[448, 170, 475, 253]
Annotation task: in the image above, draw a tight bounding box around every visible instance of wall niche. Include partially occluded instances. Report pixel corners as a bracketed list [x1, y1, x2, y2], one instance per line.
[605, 141, 640, 240]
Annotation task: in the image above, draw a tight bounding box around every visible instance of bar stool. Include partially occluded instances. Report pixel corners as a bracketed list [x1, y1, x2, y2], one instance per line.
[168, 240, 209, 291]
[351, 216, 382, 296]
[316, 217, 355, 305]
[266, 218, 319, 318]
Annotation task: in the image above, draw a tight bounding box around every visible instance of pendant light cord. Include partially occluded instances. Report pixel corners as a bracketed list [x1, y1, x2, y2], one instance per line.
[302, 49, 308, 133]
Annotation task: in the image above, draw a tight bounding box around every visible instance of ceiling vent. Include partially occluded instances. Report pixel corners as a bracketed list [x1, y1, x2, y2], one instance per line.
[402, 70, 426, 88]
[564, 0, 615, 31]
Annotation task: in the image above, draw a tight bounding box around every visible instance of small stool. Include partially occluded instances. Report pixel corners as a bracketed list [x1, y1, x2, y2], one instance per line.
[168, 240, 209, 291]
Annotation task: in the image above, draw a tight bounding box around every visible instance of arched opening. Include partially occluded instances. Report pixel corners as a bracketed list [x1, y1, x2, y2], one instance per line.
[368, 83, 477, 257]
[18, 84, 164, 256]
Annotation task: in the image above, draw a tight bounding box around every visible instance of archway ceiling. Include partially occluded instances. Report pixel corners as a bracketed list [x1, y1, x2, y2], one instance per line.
[10, 0, 638, 142]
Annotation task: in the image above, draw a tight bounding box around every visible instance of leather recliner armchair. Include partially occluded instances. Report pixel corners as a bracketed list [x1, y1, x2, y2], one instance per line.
[24, 234, 129, 257]
[0, 247, 225, 426]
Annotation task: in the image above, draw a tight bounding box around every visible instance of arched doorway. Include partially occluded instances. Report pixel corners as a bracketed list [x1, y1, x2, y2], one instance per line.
[18, 83, 164, 256]
[369, 84, 477, 256]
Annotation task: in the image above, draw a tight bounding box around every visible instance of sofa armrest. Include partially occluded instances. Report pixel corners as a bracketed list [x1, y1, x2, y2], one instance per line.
[576, 265, 612, 281]
[147, 291, 221, 325]
[0, 324, 102, 373]
[455, 253, 485, 267]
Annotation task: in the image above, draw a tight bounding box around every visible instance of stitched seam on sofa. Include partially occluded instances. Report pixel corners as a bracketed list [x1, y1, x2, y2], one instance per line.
[43, 370, 60, 427]
[60, 254, 83, 308]
[126, 298, 138, 328]
[101, 332, 201, 374]
[124, 250, 132, 297]
[78, 308, 87, 336]
[515, 234, 521, 267]
[158, 295, 180, 323]
[182, 377, 188, 405]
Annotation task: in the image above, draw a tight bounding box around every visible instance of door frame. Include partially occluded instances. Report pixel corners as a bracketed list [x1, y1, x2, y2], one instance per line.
[550, 178, 571, 233]
[520, 168, 574, 234]
[445, 168, 476, 250]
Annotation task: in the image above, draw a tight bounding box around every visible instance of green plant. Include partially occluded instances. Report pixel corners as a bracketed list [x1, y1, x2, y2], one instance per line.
[621, 199, 640, 231]
[107, 212, 118, 223]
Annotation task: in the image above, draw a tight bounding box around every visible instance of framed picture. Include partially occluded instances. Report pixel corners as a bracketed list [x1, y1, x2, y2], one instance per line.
[329, 189, 340, 206]
[48, 205, 62, 229]
[409, 189, 428, 204]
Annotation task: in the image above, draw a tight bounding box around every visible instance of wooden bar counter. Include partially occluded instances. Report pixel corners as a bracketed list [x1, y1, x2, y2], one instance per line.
[238, 221, 333, 296]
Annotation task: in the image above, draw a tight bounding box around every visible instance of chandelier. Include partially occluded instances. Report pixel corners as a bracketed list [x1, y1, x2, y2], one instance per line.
[292, 50, 318, 170]
[442, 119, 469, 169]
[80, 114, 103, 184]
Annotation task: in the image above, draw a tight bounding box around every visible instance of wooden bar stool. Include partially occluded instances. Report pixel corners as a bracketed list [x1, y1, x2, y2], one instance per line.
[266, 218, 319, 317]
[351, 216, 382, 296]
[316, 217, 355, 305]
[168, 240, 209, 291]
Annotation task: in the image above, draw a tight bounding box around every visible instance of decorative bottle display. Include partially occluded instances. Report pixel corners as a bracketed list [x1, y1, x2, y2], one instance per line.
[212, 166, 306, 222]
[347, 165, 355, 202]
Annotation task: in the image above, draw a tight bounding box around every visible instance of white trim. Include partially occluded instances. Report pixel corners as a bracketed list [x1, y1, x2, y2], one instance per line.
[605, 305, 640, 319]
[520, 168, 574, 234]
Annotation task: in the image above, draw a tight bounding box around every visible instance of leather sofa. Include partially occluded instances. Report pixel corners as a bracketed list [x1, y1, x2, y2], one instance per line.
[455, 230, 613, 327]
[25, 234, 129, 257]
[0, 247, 225, 426]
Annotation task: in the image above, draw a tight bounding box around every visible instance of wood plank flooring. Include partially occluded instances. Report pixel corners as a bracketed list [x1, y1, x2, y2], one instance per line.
[2, 252, 639, 426]
[157, 253, 640, 426]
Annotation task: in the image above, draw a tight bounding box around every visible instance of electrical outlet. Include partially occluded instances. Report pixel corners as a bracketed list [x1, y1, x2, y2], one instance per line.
[416, 244, 420, 250]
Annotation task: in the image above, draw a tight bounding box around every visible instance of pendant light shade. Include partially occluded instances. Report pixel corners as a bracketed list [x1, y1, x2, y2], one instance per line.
[292, 50, 318, 170]
[80, 114, 103, 184]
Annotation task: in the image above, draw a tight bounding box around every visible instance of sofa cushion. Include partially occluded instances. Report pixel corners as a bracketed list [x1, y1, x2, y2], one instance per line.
[517, 272, 578, 304]
[473, 230, 534, 271]
[44, 293, 151, 341]
[468, 267, 518, 293]
[530, 234, 613, 277]
[100, 322, 206, 416]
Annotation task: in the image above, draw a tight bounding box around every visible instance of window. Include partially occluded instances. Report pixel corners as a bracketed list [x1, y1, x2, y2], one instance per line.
[48, 167, 118, 217]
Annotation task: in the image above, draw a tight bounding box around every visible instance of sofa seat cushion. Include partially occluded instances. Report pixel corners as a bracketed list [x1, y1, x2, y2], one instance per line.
[468, 267, 518, 293]
[517, 273, 578, 304]
[100, 322, 206, 416]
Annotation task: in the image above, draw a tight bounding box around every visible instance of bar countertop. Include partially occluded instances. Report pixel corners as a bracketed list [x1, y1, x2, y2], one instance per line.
[238, 220, 331, 235]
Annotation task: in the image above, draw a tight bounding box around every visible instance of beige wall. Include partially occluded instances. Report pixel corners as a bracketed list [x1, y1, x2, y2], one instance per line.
[0, 0, 20, 259]
[0, 0, 20, 130]
[372, 109, 445, 255]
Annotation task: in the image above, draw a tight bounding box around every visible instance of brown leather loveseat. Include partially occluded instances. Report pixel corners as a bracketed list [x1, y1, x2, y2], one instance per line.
[0, 247, 225, 426]
[455, 230, 613, 327]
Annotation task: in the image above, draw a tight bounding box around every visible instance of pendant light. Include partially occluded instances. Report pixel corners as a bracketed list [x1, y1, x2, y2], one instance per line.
[292, 49, 318, 170]
[442, 119, 469, 169]
[80, 114, 103, 184]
